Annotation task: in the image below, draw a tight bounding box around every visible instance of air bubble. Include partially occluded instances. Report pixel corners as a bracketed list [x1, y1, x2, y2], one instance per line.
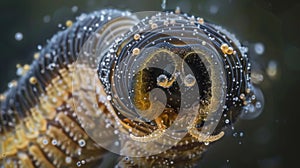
[157, 74, 168, 86]
[254, 42, 265, 55]
[43, 139, 49, 145]
[15, 32, 23, 41]
[225, 119, 230, 124]
[209, 5, 219, 14]
[81, 160, 86, 164]
[72, 6, 78, 13]
[266, 60, 278, 78]
[184, 74, 196, 87]
[43, 15, 51, 23]
[107, 95, 112, 100]
[76, 161, 81, 167]
[52, 139, 58, 145]
[114, 141, 120, 146]
[240, 86, 264, 120]
[78, 139, 86, 147]
[65, 157, 72, 164]
[37, 45, 42, 50]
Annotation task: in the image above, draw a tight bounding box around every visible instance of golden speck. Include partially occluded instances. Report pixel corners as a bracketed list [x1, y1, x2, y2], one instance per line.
[220, 43, 229, 54]
[29, 77, 38, 85]
[132, 48, 140, 56]
[16, 64, 21, 68]
[65, 20, 73, 27]
[175, 6, 181, 14]
[133, 34, 140, 41]
[226, 47, 234, 55]
[0, 94, 5, 101]
[23, 64, 30, 71]
[239, 93, 245, 100]
[246, 88, 251, 94]
[198, 18, 204, 24]
[34, 52, 40, 59]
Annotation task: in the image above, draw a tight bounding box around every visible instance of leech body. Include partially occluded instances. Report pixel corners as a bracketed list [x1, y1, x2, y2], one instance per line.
[0, 8, 263, 168]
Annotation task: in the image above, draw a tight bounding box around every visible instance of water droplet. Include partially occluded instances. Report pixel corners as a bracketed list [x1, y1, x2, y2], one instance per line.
[184, 74, 196, 87]
[65, 157, 72, 164]
[225, 119, 230, 124]
[81, 160, 86, 164]
[52, 139, 58, 145]
[157, 74, 168, 86]
[43, 15, 51, 23]
[266, 60, 278, 78]
[15, 32, 23, 41]
[254, 42, 265, 55]
[72, 6, 78, 13]
[240, 86, 264, 120]
[209, 5, 219, 14]
[78, 139, 86, 147]
[76, 161, 81, 167]
[37, 45, 42, 50]
[43, 139, 49, 145]
[255, 101, 262, 109]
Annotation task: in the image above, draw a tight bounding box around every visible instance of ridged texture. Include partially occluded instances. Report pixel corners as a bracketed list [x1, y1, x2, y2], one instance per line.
[0, 9, 135, 168]
[1, 9, 262, 168]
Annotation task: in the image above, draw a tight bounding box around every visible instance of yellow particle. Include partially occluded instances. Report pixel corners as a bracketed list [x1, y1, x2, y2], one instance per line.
[23, 64, 30, 71]
[175, 6, 181, 14]
[198, 18, 204, 24]
[34, 52, 40, 59]
[133, 34, 140, 41]
[220, 43, 229, 54]
[151, 23, 158, 29]
[132, 48, 140, 56]
[0, 94, 5, 101]
[65, 20, 73, 27]
[16, 64, 21, 68]
[226, 47, 234, 55]
[29, 77, 37, 85]
[239, 93, 245, 100]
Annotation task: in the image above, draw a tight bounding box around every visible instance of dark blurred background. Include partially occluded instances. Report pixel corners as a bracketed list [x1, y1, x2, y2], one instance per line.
[0, 0, 299, 167]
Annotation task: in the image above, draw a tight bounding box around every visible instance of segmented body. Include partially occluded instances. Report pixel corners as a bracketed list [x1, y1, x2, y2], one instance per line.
[0, 9, 262, 168]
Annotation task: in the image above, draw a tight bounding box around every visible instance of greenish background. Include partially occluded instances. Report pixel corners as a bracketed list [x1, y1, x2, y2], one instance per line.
[0, 0, 299, 167]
